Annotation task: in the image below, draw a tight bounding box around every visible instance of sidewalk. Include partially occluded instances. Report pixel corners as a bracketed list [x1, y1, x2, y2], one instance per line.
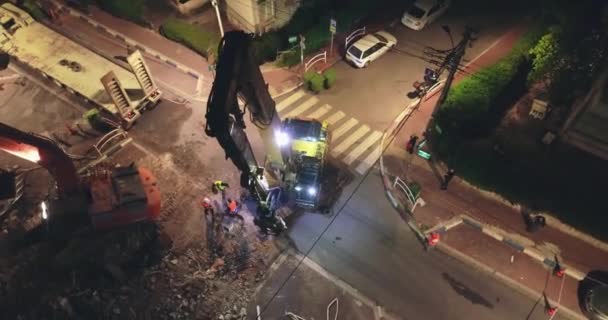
[379, 22, 608, 319]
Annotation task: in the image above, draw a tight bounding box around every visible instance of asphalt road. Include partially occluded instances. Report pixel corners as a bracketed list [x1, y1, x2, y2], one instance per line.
[270, 172, 569, 320]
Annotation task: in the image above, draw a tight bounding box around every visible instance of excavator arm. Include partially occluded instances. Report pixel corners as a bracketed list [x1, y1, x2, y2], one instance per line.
[205, 31, 284, 189]
[0, 122, 81, 196]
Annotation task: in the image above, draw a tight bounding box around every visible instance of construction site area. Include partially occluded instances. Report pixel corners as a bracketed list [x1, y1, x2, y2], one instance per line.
[0, 4, 355, 319]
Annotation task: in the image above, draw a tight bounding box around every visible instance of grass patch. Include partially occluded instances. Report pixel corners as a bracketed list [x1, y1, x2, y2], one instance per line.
[159, 18, 220, 60]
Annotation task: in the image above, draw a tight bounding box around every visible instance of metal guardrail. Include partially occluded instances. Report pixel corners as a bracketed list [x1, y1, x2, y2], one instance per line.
[345, 27, 365, 49]
[304, 51, 326, 72]
[93, 128, 128, 156]
[393, 176, 422, 211]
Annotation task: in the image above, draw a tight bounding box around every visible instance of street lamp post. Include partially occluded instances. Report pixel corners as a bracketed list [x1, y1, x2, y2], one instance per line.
[299, 34, 306, 74]
[211, 0, 224, 38]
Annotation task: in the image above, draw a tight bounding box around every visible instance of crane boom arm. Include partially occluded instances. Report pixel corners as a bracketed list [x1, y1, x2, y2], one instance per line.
[205, 31, 284, 187]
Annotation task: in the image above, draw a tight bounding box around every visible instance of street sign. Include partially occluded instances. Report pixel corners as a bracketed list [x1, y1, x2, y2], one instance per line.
[288, 36, 297, 44]
[417, 149, 431, 160]
[329, 19, 337, 34]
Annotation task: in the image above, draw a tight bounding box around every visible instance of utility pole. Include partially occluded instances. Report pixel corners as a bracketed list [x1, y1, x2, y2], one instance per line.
[211, 0, 224, 38]
[299, 34, 306, 74]
[425, 26, 476, 144]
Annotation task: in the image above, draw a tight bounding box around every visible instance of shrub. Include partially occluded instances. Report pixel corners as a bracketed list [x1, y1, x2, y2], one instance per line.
[22, 0, 46, 20]
[323, 68, 336, 89]
[277, 50, 300, 67]
[96, 0, 146, 25]
[160, 18, 220, 60]
[306, 72, 324, 93]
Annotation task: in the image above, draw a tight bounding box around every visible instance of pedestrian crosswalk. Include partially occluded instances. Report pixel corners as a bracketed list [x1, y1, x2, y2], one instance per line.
[275, 89, 384, 175]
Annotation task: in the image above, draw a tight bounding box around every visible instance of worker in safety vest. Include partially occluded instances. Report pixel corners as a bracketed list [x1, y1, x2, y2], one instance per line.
[212, 180, 229, 194]
[226, 198, 238, 215]
[201, 197, 214, 216]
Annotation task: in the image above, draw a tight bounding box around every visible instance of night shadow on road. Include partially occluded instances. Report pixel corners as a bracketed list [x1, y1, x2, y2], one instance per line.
[442, 272, 495, 309]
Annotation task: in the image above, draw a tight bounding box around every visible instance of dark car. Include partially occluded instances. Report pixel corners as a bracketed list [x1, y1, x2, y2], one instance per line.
[585, 285, 608, 320]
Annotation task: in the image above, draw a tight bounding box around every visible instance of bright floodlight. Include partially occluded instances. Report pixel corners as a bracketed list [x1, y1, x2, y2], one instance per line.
[275, 130, 290, 147]
[41, 201, 48, 220]
[294, 185, 302, 191]
[307, 187, 317, 196]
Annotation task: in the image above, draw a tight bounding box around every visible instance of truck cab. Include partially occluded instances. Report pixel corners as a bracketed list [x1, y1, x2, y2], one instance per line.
[281, 118, 328, 209]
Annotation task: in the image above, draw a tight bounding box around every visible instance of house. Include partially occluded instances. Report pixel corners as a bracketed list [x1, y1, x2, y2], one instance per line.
[224, 0, 300, 34]
[561, 64, 608, 160]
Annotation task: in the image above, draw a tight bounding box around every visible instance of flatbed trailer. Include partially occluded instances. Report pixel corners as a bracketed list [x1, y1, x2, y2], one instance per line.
[0, 3, 161, 128]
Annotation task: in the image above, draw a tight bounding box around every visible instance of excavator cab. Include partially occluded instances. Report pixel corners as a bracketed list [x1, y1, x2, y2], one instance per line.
[86, 164, 161, 229]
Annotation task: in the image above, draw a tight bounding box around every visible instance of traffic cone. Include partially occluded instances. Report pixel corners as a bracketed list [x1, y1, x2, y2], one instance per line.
[553, 265, 566, 278]
[427, 232, 440, 247]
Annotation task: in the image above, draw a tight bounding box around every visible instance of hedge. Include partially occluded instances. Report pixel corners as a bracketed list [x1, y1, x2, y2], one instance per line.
[437, 24, 545, 138]
[323, 68, 336, 88]
[303, 71, 324, 93]
[96, 0, 146, 25]
[160, 18, 220, 60]
[427, 23, 608, 241]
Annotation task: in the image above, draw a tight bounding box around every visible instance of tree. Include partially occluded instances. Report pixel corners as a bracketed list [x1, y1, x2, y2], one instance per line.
[529, 0, 608, 106]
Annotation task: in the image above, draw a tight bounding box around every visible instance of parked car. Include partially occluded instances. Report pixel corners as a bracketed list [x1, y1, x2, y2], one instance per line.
[345, 31, 397, 68]
[401, 0, 451, 30]
[585, 285, 608, 320]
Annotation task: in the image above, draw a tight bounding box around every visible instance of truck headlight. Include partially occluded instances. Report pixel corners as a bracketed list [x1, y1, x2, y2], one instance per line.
[276, 130, 290, 147]
[41, 201, 48, 220]
[307, 187, 317, 196]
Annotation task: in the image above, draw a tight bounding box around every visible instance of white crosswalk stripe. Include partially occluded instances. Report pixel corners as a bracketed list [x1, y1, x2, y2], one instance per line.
[355, 144, 382, 175]
[306, 104, 331, 119]
[325, 111, 345, 125]
[342, 131, 382, 165]
[331, 125, 370, 157]
[276, 90, 306, 112]
[331, 118, 358, 141]
[283, 96, 319, 118]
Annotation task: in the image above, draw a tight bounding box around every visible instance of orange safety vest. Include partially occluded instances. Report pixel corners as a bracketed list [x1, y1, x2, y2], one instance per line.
[228, 201, 237, 213]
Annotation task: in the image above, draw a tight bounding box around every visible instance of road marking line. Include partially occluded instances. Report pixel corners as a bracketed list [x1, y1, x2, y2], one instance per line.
[325, 111, 346, 125]
[332, 125, 370, 157]
[276, 90, 305, 112]
[283, 96, 319, 118]
[343, 131, 382, 165]
[291, 251, 398, 320]
[355, 144, 382, 175]
[331, 118, 358, 141]
[305, 103, 331, 120]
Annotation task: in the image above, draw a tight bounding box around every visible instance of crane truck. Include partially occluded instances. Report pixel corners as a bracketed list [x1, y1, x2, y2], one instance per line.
[205, 31, 328, 233]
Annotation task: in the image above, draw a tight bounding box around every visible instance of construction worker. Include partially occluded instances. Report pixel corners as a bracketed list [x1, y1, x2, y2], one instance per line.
[201, 197, 214, 216]
[212, 180, 229, 194]
[226, 198, 238, 215]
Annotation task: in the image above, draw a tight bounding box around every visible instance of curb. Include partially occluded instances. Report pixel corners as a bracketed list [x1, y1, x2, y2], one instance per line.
[436, 242, 587, 320]
[53, 1, 204, 81]
[424, 214, 589, 282]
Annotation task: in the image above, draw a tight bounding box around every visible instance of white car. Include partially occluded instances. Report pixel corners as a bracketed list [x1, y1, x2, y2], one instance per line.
[345, 31, 397, 68]
[401, 0, 451, 30]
